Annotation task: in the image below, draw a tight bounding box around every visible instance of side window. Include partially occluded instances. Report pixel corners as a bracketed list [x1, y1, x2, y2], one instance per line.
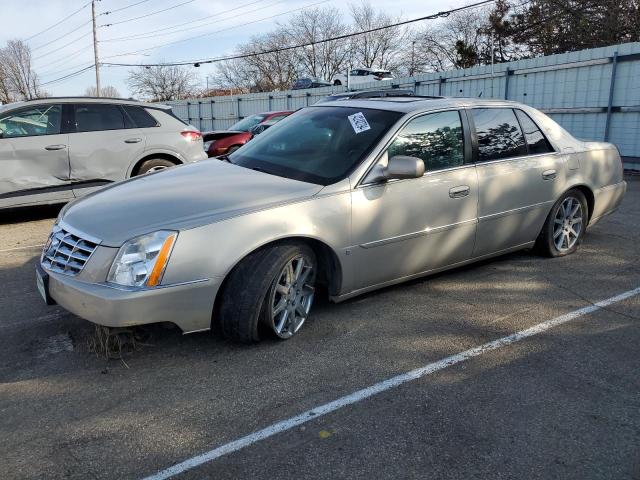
[124, 105, 159, 128]
[75, 104, 125, 132]
[0, 105, 62, 138]
[472, 108, 527, 162]
[514, 109, 554, 155]
[387, 110, 465, 173]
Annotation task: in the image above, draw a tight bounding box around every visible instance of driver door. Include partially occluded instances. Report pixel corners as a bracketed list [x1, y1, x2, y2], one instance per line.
[0, 104, 72, 208]
[350, 110, 478, 290]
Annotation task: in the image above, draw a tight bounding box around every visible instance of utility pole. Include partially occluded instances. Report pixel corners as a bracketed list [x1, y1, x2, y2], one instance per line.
[92, 0, 101, 97]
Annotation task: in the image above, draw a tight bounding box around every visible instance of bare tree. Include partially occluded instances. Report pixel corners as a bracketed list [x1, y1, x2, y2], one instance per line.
[0, 39, 41, 102]
[126, 65, 198, 101]
[84, 85, 121, 98]
[347, 2, 407, 71]
[284, 7, 350, 81]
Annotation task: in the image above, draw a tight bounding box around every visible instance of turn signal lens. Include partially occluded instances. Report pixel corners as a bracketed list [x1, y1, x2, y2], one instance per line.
[146, 234, 177, 287]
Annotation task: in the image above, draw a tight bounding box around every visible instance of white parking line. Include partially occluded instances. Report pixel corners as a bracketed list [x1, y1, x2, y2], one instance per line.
[141, 286, 640, 480]
[0, 243, 45, 253]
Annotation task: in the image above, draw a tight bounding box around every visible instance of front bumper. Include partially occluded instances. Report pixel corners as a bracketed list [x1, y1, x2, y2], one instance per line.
[46, 268, 221, 333]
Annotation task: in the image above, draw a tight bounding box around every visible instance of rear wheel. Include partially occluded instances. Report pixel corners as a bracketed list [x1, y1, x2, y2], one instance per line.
[535, 189, 588, 257]
[219, 243, 317, 343]
[135, 158, 177, 176]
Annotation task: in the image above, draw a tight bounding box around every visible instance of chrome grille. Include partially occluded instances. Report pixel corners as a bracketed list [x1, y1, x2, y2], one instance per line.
[41, 225, 98, 276]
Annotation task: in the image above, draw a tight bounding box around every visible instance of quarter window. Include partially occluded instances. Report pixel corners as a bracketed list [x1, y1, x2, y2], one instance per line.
[515, 109, 554, 154]
[387, 111, 464, 173]
[472, 108, 527, 162]
[124, 105, 159, 128]
[75, 104, 125, 132]
[0, 105, 62, 138]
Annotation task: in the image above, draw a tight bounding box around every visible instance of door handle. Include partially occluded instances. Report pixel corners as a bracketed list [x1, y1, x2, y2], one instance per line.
[449, 185, 470, 198]
[542, 169, 557, 180]
[124, 138, 142, 144]
[45, 144, 66, 151]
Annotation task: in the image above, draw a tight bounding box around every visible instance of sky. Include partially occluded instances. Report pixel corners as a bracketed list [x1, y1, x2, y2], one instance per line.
[0, 0, 466, 97]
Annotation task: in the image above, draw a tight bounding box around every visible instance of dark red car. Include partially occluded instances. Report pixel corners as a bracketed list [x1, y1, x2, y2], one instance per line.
[203, 110, 293, 157]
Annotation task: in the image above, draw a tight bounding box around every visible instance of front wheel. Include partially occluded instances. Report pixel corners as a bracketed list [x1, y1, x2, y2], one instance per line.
[535, 189, 588, 257]
[219, 243, 317, 343]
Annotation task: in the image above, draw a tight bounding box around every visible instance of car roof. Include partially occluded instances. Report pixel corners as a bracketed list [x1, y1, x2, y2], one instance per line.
[312, 96, 525, 113]
[5, 97, 171, 109]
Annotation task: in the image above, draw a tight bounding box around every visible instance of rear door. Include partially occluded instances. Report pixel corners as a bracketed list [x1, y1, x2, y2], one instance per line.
[67, 103, 145, 198]
[0, 103, 72, 207]
[472, 107, 562, 256]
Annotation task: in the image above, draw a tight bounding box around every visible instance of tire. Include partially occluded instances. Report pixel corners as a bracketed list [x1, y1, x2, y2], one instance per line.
[135, 158, 177, 176]
[227, 145, 241, 154]
[333, 80, 342, 86]
[219, 243, 317, 343]
[535, 189, 588, 257]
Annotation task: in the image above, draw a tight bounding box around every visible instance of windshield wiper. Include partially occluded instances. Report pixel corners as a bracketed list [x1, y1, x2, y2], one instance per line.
[216, 154, 233, 164]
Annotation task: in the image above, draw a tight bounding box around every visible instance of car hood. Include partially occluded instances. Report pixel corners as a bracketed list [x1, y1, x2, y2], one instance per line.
[61, 160, 324, 247]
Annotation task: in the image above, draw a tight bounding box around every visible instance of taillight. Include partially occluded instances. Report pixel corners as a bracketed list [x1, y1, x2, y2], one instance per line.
[181, 130, 202, 141]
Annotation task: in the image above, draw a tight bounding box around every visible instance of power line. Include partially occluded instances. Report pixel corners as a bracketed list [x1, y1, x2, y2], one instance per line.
[31, 20, 92, 53]
[36, 44, 94, 71]
[101, 0, 153, 16]
[101, 0, 283, 42]
[104, 0, 498, 67]
[100, 0, 196, 27]
[40, 64, 96, 86]
[33, 30, 93, 61]
[25, 1, 92, 42]
[102, 0, 332, 60]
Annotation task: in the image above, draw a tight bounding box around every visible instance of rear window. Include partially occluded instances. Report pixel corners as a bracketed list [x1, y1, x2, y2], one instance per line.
[124, 105, 159, 128]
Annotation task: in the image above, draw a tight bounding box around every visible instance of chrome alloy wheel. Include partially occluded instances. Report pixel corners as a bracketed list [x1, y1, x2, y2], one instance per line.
[269, 254, 315, 339]
[553, 196, 583, 252]
[146, 165, 169, 173]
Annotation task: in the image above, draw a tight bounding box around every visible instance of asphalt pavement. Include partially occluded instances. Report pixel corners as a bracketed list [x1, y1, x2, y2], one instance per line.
[0, 179, 638, 480]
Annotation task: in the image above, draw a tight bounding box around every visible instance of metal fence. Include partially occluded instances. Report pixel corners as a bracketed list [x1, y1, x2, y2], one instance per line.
[167, 42, 640, 171]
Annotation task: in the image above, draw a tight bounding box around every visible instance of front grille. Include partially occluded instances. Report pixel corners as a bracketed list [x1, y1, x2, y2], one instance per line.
[41, 226, 99, 276]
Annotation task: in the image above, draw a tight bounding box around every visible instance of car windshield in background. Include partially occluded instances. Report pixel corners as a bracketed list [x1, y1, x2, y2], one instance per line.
[229, 106, 403, 185]
[229, 114, 266, 132]
[374, 71, 393, 78]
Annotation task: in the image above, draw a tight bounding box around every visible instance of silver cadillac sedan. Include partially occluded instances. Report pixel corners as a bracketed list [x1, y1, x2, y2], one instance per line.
[36, 97, 626, 342]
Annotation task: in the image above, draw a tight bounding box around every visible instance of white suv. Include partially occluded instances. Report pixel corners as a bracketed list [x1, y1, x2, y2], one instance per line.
[331, 68, 394, 88]
[0, 97, 206, 209]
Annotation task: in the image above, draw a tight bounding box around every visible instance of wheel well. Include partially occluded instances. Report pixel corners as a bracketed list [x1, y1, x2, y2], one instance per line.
[211, 237, 343, 331]
[333, 80, 342, 86]
[131, 153, 182, 177]
[572, 185, 594, 223]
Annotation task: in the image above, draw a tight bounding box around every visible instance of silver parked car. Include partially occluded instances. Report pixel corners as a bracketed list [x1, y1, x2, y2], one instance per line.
[36, 97, 626, 342]
[0, 97, 206, 209]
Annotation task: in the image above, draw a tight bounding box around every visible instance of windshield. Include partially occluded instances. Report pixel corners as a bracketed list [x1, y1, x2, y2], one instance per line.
[229, 114, 266, 132]
[374, 71, 393, 78]
[228, 106, 403, 185]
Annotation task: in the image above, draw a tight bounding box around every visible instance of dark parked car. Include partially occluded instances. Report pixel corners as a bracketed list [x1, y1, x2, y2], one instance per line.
[292, 78, 332, 90]
[203, 110, 292, 157]
[318, 89, 418, 103]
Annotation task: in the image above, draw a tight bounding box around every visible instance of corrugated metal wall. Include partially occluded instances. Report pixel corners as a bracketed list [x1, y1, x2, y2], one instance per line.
[167, 42, 640, 170]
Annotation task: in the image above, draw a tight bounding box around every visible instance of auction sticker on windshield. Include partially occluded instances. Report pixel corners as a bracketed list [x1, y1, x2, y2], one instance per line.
[348, 112, 371, 134]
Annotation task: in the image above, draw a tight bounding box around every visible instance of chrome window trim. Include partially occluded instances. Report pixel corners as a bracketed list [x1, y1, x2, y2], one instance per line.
[473, 151, 561, 167]
[357, 162, 476, 189]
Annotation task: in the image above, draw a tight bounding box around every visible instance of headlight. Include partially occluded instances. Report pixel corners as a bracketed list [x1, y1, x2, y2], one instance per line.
[107, 230, 177, 288]
[203, 140, 213, 152]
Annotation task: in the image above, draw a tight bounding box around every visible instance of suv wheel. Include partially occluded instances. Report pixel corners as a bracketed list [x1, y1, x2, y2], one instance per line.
[219, 243, 317, 343]
[135, 158, 177, 176]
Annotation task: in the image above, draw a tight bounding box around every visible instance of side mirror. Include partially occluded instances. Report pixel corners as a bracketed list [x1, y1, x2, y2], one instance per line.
[385, 155, 424, 180]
